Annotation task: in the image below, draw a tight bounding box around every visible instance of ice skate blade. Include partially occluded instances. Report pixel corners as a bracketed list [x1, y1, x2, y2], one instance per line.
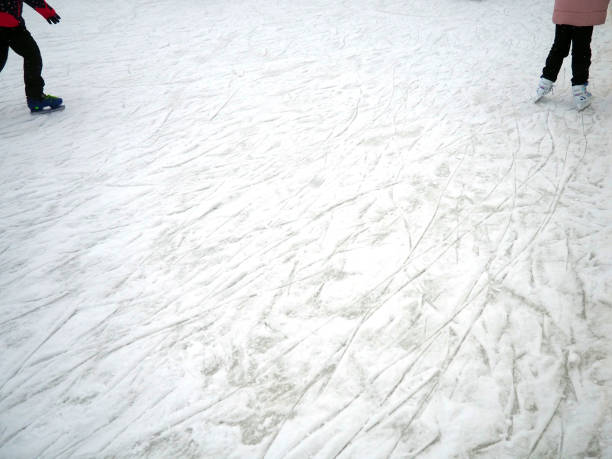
[534, 95, 546, 104]
[576, 102, 591, 112]
[30, 105, 65, 115]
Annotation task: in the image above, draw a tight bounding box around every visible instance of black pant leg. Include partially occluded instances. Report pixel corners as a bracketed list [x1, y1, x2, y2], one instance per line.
[0, 43, 8, 73]
[570, 26, 593, 86]
[542, 25, 572, 82]
[6, 26, 45, 99]
[0, 29, 9, 73]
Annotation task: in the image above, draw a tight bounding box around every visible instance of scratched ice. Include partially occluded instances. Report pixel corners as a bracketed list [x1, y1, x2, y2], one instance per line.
[1, 0, 611, 457]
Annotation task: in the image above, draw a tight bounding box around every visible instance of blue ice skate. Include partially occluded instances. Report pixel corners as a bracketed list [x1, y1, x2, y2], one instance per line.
[27, 94, 64, 114]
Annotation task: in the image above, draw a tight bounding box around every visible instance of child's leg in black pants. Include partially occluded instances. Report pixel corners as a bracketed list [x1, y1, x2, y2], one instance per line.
[570, 26, 593, 86]
[542, 25, 572, 82]
[542, 25, 593, 85]
[0, 25, 45, 99]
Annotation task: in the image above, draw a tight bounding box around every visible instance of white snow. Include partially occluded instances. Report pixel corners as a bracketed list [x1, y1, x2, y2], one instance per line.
[1, 0, 611, 457]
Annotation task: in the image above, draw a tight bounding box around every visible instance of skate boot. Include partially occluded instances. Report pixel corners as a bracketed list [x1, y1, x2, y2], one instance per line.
[534, 77, 553, 102]
[572, 84, 591, 111]
[27, 94, 64, 113]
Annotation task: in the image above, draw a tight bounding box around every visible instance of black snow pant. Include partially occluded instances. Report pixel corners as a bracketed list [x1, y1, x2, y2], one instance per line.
[542, 24, 593, 86]
[0, 24, 45, 99]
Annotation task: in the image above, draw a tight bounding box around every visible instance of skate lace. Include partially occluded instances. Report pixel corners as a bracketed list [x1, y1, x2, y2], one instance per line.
[574, 87, 591, 99]
[538, 81, 553, 94]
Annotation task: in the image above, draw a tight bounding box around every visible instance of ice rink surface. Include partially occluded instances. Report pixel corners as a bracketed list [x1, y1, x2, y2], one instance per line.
[1, 0, 611, 457]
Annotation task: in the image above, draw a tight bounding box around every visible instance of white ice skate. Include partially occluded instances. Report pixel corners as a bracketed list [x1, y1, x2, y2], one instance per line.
[572, 84, 592, 111]
[534, 77, 554, 103]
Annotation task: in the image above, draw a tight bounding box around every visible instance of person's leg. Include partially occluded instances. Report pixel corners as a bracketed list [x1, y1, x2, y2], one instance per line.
[6, 25, 45, 98]
[570, 26, 594, 86]
[0, 29, 9, 73]
[542, 24, 573, 82]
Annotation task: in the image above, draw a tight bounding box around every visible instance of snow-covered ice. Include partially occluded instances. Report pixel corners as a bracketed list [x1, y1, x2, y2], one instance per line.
[1, 0, 611, 457]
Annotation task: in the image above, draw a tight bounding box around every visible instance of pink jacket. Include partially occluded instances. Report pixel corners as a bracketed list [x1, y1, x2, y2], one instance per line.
[553, 0, 610, 26]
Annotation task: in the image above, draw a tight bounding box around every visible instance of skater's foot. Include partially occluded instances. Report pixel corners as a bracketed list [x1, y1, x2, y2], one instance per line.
[27, 94, 63, 113]
[572, 84, 591, 111]
[534, 77, 554, 102]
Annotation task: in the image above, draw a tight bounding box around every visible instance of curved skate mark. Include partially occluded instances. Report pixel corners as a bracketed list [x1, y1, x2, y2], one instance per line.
[499, 287, 570, 345]
[58, 386, 176, 458]
[0, 309, 222, 412]
[98, 389, 176, 456]
[381, 293, 492, 458]
[379, 235, 510, 406]
[35, 430, 69, 459]
[260, 341, 348, 458]
[408, 431, 442, 458]
[390, 120, 560, 282]
[372, 66, 398, 123]
[0, 308, 78, 398]
[0, 423, 30, 451]
[313, 155, 468, 394]
[492, 119, 590, 281]
[324, 225, 370, 261]
[0, 193, 99, 239]
[561, 350, 579, 403]
[0, 292, 70, 327]
[143, 106, 174, 146]
[503, 345, 521, 440]
[330, 369, 438, 458]
[334, 91, 361, 138]
[233, 170, 282, 194]
[131, 387, 244, 449]
[469, 438, 505, 456]
[161, 143, 211, 169]
[210, 89, 238, 121]
[107, 333, 172, 393]
[384, 377, 442, 459]
[152, 318, 344, 446]
[390, 150, 467, 280]
[279, 392, 362, 459]
[309, 181, 401, 222]
[565, 231, 589, 320]
[482, 118, 520, 203]
[314, 297, 383, 397]
[252, 316, 342, 379]
[527, 395, 563, 458]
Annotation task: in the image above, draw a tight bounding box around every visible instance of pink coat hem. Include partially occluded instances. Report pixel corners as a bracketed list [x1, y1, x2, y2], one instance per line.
[553, 0, 610, 26]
